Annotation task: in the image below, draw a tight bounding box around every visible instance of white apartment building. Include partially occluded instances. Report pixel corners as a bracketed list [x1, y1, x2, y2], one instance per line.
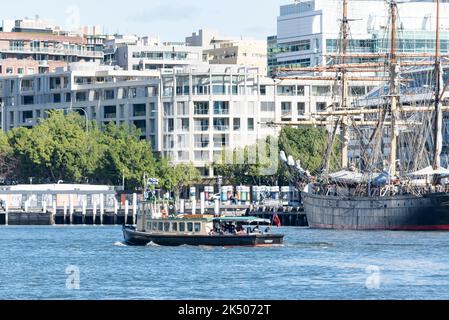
[269, 0, 449, 74]
[0, 62, 372, 176]
[104, 36, 204, 71]
[204, 40, 268, 75]
[0, 63, 161, 149]
[187, 29, 268, 75]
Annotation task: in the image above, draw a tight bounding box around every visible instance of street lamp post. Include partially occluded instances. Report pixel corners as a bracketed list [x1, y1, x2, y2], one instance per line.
[63, 107, 89, 133]
[0, 101, 4, 132]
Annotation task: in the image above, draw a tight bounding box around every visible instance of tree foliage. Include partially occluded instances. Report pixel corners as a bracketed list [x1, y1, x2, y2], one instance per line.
[278, 126, 341, 174]
[3, 111, 200, 193]
[157, 158, 201, 201]
[98, 123, 156, 190]
[214, 126, 341, 186]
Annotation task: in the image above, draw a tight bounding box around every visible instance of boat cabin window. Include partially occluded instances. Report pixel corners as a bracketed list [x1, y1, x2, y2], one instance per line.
[152, 222, 158, 230]
[179, 222, 185, 232]
[164, 222, 170, 232]
[158, 222, 163, 231]
[187, 222, 193, 232]
[172, 222, 178, 232]
[194, 223, 201, 233]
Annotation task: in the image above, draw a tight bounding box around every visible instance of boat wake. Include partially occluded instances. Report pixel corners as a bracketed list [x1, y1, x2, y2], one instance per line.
[145, 241, 161, 247]
[114, 241, 128, 247]
[285, 242, 334, 249]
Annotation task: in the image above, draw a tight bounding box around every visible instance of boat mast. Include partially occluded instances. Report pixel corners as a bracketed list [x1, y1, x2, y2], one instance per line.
[433, 0, 443, 172]
[322, 0, 350, 174]
[389, 1, 399, 178]
[341, 0, 350, 169]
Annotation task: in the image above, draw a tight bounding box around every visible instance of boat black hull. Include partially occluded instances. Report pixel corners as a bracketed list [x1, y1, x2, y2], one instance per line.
[122, 226, 284, 247]
[303, 192, 449, 231]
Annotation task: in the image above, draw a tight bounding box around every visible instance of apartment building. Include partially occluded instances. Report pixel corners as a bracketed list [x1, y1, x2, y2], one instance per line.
[187, 29, 268, 75]
[268, 0, 449, 75]
[104, 36, 204, 71]
[0, 19, 105, 76]
[0, 62, 374, 176]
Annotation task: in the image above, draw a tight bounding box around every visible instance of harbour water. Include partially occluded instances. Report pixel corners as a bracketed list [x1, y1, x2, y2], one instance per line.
[1, 226, 449, 300]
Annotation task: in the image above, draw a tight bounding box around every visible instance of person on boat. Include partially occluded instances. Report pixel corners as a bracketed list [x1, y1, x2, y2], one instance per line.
[235, 225, 246, 235]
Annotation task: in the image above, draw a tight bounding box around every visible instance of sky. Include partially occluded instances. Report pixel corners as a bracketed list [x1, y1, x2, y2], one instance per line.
[0, 0, 292, 41]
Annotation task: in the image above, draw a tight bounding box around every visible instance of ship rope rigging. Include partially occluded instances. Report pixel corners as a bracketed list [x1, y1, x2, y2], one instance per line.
[273, 0, 449, 199]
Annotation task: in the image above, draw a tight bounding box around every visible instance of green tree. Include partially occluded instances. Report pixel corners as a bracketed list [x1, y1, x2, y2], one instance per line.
[8, 111, 101, 183]
[98, 123, 156, 190]
[157, 159, 201, 203]
[0, 130, 16, 181]
[214, 138, 279, 186]
[278, 126, 340, 176]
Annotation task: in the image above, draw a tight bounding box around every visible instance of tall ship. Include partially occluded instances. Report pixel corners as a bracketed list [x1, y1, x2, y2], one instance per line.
[277, 0, 449, 230]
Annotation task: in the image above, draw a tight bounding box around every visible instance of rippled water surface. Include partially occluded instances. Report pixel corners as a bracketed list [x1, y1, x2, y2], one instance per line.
[1, 226, 449, 300]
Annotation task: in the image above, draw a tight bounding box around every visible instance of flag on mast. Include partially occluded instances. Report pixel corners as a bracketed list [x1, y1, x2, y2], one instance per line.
[273, 213, 281, 227]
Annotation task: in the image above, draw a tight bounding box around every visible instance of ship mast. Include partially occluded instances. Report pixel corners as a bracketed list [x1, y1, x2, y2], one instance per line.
[389, 1, 399, 178]
[341, 0, 350, 169]
[433, 0, 443, 172]
[322, 0, 350, 174]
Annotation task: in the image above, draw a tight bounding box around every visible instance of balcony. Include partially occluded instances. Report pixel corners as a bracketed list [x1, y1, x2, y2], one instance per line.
[3, 46, 104, 58]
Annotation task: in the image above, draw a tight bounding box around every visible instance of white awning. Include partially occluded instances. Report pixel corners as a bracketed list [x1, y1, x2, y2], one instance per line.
[329, 171, 365, 184]
[408, 166, 449, 176]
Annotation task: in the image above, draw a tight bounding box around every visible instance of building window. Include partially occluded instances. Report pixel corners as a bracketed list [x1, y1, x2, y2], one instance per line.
[104, 90, 115, 100]
[165, 119, 174, 132]
[260, 85, 267, 95]
[119, 104, 125, 118]
[194, 119, 209, 132]
[281, 102, 292, 116]
[261, 102, 275, 112]
[133, 120, 146, 136]
[312, 86, 331, 96]
[52, 94, 61, 103]
[104, 105, 117, 119]
[233, 118, 241, 131]
[297, 102, 306, 115]
[163, 102, 174, 116]
[316, 102, 327, 112]
[76, 92, 87, 102]
[213, 134, 229, 148]
[248, 118, 255, 131]
[23, 96, 34, 105]
[213, 118, 229, 131]
[213, 101, 229, 115]
[194, 135, 209, 148]
[180, 118, 189, 132]
[350, 86, 366, 96]
[6, 68, 13, 74]
[278, 86, 295, 96]
[65, 93, 71, 103]
[194, 151, 210, 161]
[22, 111, 33, 123]
[194, 102, 209, 115]
[17, 68, 24, 75]
[133, 104, 146, 117]
[177, 102, 189, 116]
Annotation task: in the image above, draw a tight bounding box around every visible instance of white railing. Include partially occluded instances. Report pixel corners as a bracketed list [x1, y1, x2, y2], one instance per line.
[3, 46, 104, 58]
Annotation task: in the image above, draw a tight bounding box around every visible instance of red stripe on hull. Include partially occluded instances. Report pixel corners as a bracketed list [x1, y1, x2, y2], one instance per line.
[310, 223, 449, 231]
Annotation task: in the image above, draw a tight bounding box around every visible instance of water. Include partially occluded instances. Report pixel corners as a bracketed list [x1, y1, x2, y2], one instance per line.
[1, 226, 449, 300]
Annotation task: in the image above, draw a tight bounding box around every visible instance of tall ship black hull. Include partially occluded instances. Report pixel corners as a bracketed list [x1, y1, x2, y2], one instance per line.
[303, 192, 449, 231]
